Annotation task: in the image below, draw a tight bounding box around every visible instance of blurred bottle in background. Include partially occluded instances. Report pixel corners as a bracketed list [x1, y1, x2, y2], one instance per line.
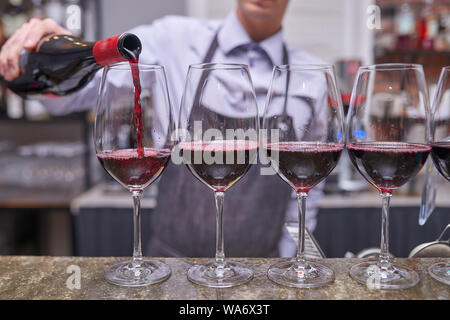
[376, 0, 450, 53]
[419, 0, 437, 50]
[374, 4, 396, 55]
[395, 2, 415, 50]
[335, 59, 361, 114]
[435, 3, 450, 51]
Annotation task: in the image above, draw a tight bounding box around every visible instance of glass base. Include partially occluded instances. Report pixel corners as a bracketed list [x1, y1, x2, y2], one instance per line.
[187, 260, 253, 288]
[428, 262, 450, 285]
[267, 260, 335, 288]
[104, 259, 171, 287]
[350, 261, 419, 290]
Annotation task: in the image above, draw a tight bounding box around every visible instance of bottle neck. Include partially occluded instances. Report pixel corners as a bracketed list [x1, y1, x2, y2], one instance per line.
[93, 33, 141, 66]
[93, 34, 126, 66]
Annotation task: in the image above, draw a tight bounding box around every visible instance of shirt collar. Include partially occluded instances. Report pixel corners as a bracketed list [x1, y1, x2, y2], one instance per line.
[217, 11, 285, 66]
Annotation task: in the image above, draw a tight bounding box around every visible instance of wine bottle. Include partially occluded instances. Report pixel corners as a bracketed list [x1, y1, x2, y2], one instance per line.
[0, 32, 142, 97]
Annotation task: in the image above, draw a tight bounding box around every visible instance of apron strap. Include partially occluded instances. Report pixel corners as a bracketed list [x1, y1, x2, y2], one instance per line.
[279, 43, 315, 128]
[281, 43, 289, 115]
[192, 31, 220, 108]
[282, 43, 289, 65]
[203, 31, 220, 64]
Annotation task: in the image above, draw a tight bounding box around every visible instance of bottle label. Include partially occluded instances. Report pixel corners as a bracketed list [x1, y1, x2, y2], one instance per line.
[93, 35, 126, 66]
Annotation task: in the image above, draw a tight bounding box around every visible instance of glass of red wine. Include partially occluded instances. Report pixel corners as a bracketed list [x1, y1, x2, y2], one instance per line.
[347, 63, 431, 289]
[263, 64, 345, 288]
[94, 62, 174, 286]
[178, 63, 258, 288]
[429, 66, 450, 286]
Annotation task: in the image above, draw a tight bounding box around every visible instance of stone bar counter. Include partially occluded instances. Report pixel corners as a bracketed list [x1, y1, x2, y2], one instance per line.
[0, 256, 448, 299]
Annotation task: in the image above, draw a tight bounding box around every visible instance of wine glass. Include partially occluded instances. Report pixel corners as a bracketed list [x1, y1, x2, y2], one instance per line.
[262, 64, 345, 288]
[177, 63, 258, 288]
[347, 63, 431, 289]
[94, 62, 174, 286]
[429, 66, 450, 286]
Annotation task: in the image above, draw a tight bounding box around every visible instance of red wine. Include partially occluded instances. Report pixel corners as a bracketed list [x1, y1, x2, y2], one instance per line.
[347, 142, 431, 192]
[97, 148, 170, 189]
[179, 140, 258, 192]
[1, 33, 142, 97]
[431, 142, 450, 181]
[264, 142, 344, 193]
[128, 57, 145, 157]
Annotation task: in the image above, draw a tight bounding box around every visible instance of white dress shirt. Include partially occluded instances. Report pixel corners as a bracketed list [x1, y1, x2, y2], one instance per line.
[42, 11, 325, 257]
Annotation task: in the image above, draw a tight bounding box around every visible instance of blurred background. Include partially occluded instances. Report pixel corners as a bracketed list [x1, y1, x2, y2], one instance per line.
[0, 0, 449, 258]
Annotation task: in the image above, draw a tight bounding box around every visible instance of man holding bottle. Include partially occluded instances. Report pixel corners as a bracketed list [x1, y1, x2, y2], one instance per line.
[0, 0, 324, 258]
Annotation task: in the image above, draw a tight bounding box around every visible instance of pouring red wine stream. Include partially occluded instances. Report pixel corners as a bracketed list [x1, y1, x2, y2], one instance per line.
[128, 54, 144, 157]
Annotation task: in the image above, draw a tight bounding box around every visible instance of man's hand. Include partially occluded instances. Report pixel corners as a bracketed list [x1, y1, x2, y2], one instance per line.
[0, 18, 71, 82]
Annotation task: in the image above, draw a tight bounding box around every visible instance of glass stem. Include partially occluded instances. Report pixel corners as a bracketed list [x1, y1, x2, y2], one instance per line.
[214, 191, 225, 268]
[296, 192, 308, 266]
[379, 192, 392, 269]
[132, 190, 143, 266]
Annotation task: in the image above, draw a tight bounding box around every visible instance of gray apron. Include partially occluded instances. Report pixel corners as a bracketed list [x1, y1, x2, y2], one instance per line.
[147, 32, 292, 258]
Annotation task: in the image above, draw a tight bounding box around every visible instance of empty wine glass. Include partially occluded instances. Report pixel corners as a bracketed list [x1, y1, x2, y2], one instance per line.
[347, 63, 431, 289]
[429, 66, 450, 286]
[262, 64, 345, 288]
[94, 62, 174, 286]
[178, 63, 258, 288]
